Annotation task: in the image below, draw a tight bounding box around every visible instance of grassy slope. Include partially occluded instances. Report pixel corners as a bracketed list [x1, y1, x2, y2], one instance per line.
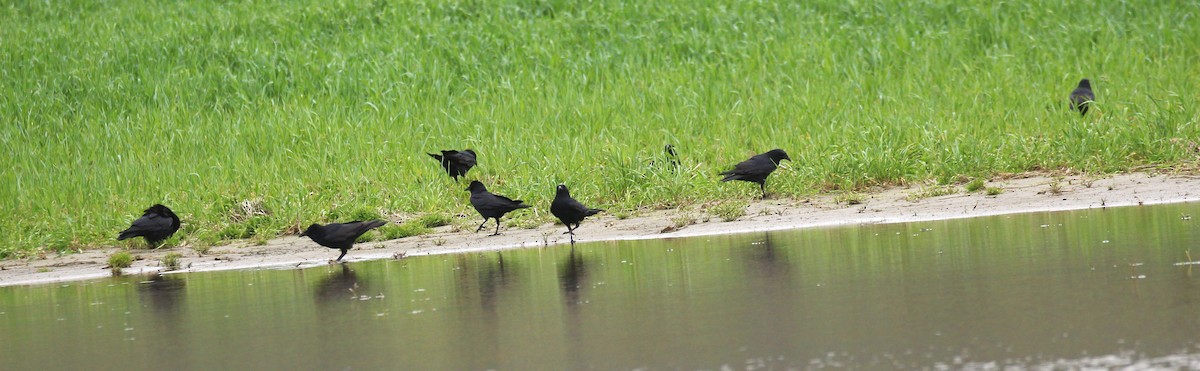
[2, 0, 1198, 256]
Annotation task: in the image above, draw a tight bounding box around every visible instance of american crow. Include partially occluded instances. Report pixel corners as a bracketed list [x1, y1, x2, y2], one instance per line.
[300, 220, 387, 261]
[663, 144, 681, 169]
[117, 204, 181, 248]
[1070, 78, 1094, 116]
[648, 144, 681, 172]
[467, 180, 531, 236]
[428, 149, 477, 180]
[550, 184, 603, 244]
[719, 149, 791, 199]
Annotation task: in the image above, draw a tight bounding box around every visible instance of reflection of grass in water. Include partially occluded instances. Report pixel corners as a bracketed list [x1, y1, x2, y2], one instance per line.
[3, 1, 1199, 256]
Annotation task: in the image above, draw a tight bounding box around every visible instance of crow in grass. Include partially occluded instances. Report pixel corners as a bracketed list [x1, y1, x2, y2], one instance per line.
[1070, 78, 1094, 116]
[428, 149, 477, 180]
[719, 149, 791, 199]
[662, 144, 681, 170]
[118, 204, 181, 248]
[550, 184, 603, 244]
[300, 220, 387, 261]
[648, 144, 681, 172]
[467, 180, 531, 236]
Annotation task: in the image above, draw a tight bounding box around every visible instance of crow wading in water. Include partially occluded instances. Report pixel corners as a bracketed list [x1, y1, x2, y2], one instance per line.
[467, 181, 531, 236]
[719, 149, 791, 199]
[1069, 78, 1094, 116]
[300, 220, 387, 261]
[117, 204, 181, 248]
[550, 184, 603, 244]
[428, 149, 477, 180]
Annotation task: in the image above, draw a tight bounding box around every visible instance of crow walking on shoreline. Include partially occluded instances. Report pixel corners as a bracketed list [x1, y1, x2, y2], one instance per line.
[550, 184, 603, 244]
[118, 204, 181, 248]
[467, 181, 531, 236]
[1070, 78, 1094, 116]
[300, 220, 387, 261]
[428, 149, 478, 180]
[719, 149, 791, 199]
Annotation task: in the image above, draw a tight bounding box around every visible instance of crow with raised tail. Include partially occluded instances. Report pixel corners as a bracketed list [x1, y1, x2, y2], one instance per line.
[550, 184, 603, 244]
[719, 149, 791, 199]
[118, 204, 181, 248]
[300, 220, 387, 261]
[428, 149, 477, 180]
[1070, 78, 1094, 116]
[467, 181, 531, 236]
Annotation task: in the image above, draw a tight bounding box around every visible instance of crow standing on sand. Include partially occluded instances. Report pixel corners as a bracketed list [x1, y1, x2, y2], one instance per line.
[300, 220, 387, 261]
[428, 149, 477, 180]
[719, 149, 791, 199]
[467, 181, 531, 236]
[550, 184, 603, 244]
[1070, 78, 1094, 116]
[118, 204, 181, 248]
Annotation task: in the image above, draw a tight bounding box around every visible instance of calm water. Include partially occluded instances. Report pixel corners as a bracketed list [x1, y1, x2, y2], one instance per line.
[4, 204, 1200, 370]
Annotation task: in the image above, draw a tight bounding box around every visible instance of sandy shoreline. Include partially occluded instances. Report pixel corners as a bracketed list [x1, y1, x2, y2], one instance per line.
[2, 172, 1198, 287]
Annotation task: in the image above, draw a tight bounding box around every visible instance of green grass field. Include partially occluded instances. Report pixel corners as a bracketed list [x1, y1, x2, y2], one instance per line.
[3, 0, 1198, 257]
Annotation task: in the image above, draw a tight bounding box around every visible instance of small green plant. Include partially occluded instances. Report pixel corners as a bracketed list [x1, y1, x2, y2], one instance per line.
[965, 178, 986, 193]
[710, 202, 747, 222]
[108, 251, 134, 269]
[986, 187, 1004, 196]
[835, 192, 866, 205]
[192, 244, 212, 255]
[1048, 178, 1064, 195]
[671, 213, 696, 228]
[380, 222, 431, 240]
[161, 253, 183, 271]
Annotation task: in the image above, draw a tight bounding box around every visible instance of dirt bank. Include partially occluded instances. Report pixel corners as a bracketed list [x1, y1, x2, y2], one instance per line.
[3, 172, 1197, 287]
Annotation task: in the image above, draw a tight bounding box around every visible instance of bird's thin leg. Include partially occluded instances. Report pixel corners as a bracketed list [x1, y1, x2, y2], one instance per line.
[476, 219, 489, 233]
[337, 249, 348, 261]
[490, 219, 502, 236]
[760, 182, 768, 199]
[562, 224, 575, 235]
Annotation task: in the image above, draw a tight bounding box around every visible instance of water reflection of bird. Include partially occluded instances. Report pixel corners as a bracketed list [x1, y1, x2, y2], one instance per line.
[314, 264, 360, 304]
[746, 233, 791, 279]
[558, 247, 589, 307]
[137, 273, 187, 316]
[477, 252, 512, 313]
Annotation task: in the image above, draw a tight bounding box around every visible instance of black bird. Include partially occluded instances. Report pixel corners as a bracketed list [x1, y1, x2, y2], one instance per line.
[117, 204, 181, 248]
[300, 220, 387, 261]
[663, 144, 681, 169]
[428, 149, 478, 180]
[1070, 78, 1094, 116]
[467, 181, 531, 236]
[719, 149, 791, 199]
[550, 184, 603, 244]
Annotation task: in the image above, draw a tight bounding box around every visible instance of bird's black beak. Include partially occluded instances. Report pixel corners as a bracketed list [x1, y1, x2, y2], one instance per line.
[299, 231, 307, 237]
